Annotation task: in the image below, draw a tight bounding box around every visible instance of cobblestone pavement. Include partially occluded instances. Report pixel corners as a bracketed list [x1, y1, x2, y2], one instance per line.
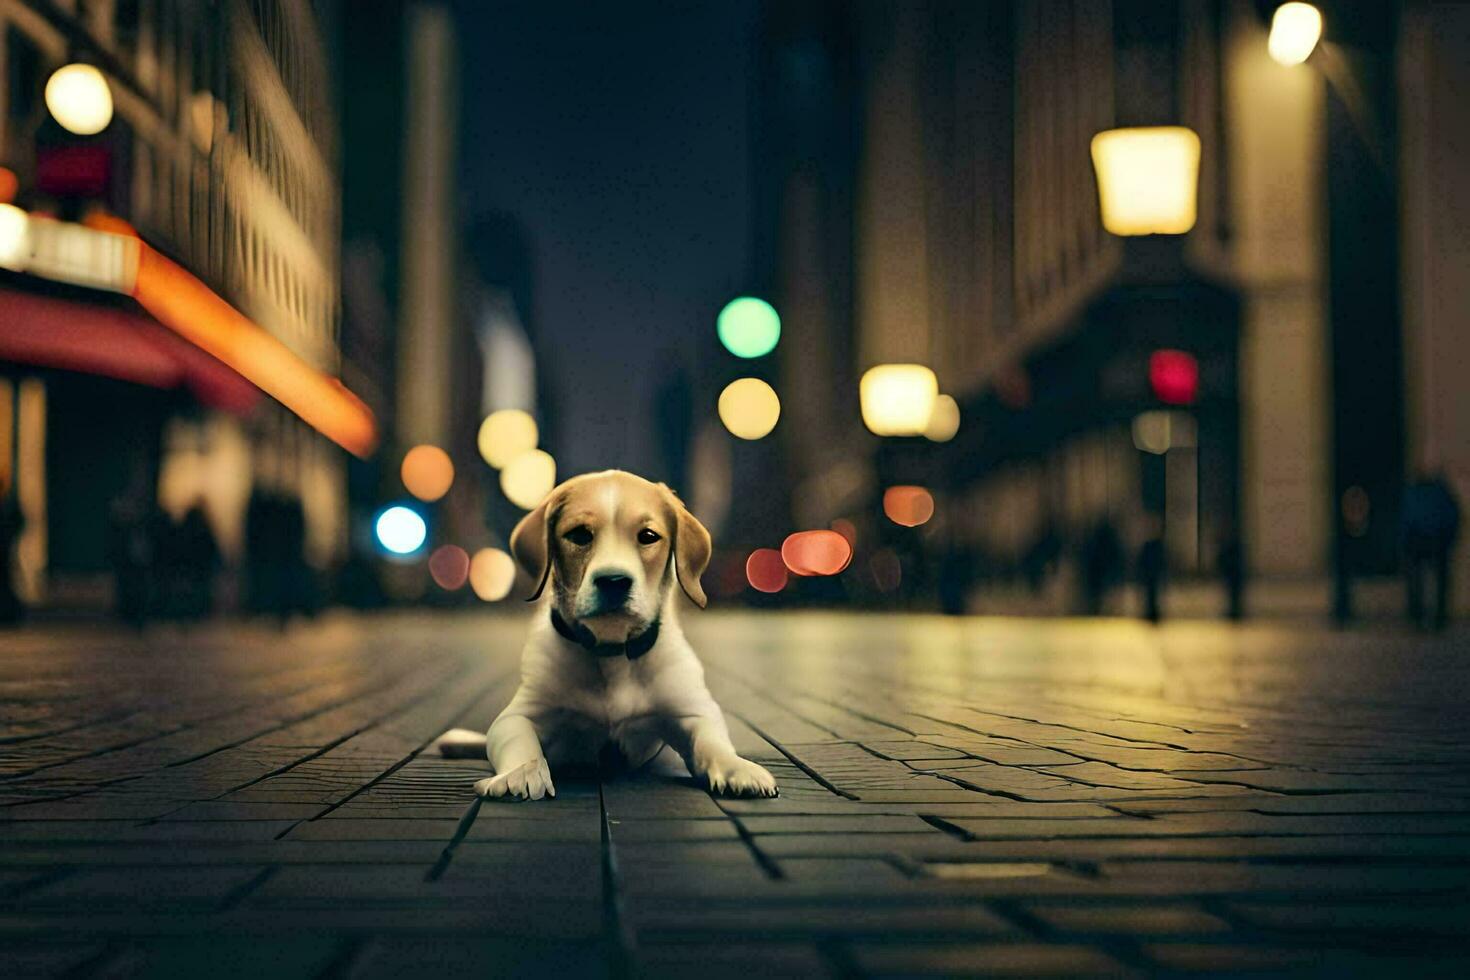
[2, 611, 1469, 978]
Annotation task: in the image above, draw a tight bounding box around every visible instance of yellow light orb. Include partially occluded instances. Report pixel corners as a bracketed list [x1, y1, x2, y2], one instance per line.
[45, 64, 114, 136]
[501, 449, 556, 509]
[477, 409, 539, 468]
[1268, 2, 1323, 66]
[401, 444, 454, 502]
[718, 378, 781, 440]
[0, 203, 29, 271]
[924, 394, 960, 442]
[1090, 127, 1201, 236]
[860, 364, 938, 436]
[469, 547, 517, 601]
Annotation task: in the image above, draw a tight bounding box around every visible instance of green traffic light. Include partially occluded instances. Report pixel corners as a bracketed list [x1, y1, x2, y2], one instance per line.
[717, 296, 781, 359]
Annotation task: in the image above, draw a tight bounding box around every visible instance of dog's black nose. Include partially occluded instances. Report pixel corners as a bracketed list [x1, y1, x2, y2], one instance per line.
[592, 571, 634, 605]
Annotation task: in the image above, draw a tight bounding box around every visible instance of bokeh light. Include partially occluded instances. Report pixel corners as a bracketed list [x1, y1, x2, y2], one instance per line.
[1268, 2, 1323, 66]
[1131, 411, 1171, 455]
[717, 296, 781, 358]
[718, 378, 781, 440]
[1090, 126, 1200, 236]
[860, 364, 938, 436]
[401, 444, 454, 502]
[830, 518, 857, 547]
[0, 167, 17, 203]
[469, 548, 517, 601]
[0, 204, 29, 270]
[45, 64, 114, 135]
[428, 545, 470, 590]
[478, 409, 538, 468]
[870, 549, 902, 592]
[1132, 410, 1197, 455]
[883, 486, 935, 527]
[781, 530, 853, 577]
[500, 449, 556, 509]
[924, 394, 961, 442]
[1149, 349, 1199, 405]
[746, 548, 788, 593]
[375, 505, 427, 556]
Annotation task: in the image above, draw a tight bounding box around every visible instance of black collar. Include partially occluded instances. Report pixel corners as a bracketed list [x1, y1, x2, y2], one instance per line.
[550, 608, 660, 660]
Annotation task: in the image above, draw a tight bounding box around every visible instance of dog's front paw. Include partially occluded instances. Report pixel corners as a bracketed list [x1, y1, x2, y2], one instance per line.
[703, 757, 778, 798]
[475, 759, 556, 801]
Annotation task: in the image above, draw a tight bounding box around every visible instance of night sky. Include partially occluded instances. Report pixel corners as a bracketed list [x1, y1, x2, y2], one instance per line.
[452, 1, 758, 479]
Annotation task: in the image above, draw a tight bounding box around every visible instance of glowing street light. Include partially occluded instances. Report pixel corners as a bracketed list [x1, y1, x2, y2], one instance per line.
[883, 486, 935, 527]
[375, 505, 427, 556]
[745, 548, 788, 593]
[718, 378, 780, 440]
[1268, 3, 1323, 66]
[1090, 127, 1201, 236]
[860, 364, 938, 436]
[428, 545, 470, 590]
[501, 449, 556, 509]
[469, 548, 517, 601]
[717, 297, 781, 359]
[781, 530, 853, 577]
[478, 409, 538, 468]
[45, 64, 114, 135]
[0, 204, 30, 270]
[924, 394, 960, 442]
[401, 444, 454, 502]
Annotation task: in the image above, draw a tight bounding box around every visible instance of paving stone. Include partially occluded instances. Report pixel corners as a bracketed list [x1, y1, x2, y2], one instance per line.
[1022, 901, 1233, 936]
[846, 941, 1129, 976]
[346, 937, 607, 979]
[16, 866, 266, 910]
[632, 941, 830, 979]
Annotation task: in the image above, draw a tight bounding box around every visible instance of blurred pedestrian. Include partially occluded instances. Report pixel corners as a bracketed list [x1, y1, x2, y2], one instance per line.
[1137, 518, 1166, 623]
[1401, 472, 1461, 631]
[1216, 528, 1245, 621]
[1079, 519, 1123, 615]
[244, 488, 281, 620]
[107, 487, 163, 629]
[176, 504, 220, 621]
[279, 494, 319, 622]
[0, 476, 23, 625]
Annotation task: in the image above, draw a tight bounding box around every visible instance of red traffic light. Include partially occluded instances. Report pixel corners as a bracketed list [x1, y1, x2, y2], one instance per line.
[1149, 349, 1198, 405]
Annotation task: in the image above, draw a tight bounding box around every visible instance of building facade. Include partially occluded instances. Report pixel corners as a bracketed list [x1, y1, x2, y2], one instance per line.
[0, 0, 362, 611]
[759, 0, 1464, 617]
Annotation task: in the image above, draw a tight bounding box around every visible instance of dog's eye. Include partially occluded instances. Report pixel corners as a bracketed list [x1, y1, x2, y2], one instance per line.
[563, 526, 593, 546]
[637, 528, 661, 545]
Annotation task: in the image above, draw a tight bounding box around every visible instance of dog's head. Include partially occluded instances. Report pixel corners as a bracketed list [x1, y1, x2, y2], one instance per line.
[509, 470, 711, 645]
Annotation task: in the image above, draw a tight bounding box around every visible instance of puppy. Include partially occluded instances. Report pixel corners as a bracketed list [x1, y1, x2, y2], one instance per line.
[437, 470, 777, 801]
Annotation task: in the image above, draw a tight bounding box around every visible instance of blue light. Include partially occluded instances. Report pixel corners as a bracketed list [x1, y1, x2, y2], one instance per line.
[375, 505, 427, 556]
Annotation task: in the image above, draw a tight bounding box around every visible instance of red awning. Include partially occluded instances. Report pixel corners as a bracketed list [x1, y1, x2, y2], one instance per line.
[0, 287, 261, 414]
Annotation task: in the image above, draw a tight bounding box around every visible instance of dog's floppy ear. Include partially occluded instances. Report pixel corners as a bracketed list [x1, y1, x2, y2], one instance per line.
[510, 494, 556, 601]
[661, 484, 711, 608]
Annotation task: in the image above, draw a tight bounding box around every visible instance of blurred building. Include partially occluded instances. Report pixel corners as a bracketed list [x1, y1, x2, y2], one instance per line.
[758, 0, 1467, 617]
[0, 0, 373, 611]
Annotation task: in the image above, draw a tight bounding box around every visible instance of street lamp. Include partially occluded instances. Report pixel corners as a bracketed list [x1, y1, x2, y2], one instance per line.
[500, 449, 556, 509]
[717, 297, 781, 359]
[0, 204, 30, 270]
[718, 377, 781, 440]
[860, 364, 937, 436]
[45, 63, 114, 136]
[1090, 127, 1201, 236]
[1268, 3, 1323, 66]
[477, 409, 538, 468]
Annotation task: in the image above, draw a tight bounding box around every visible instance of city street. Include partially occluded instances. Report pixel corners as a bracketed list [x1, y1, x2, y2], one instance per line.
[2, 611, 1468, 977]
